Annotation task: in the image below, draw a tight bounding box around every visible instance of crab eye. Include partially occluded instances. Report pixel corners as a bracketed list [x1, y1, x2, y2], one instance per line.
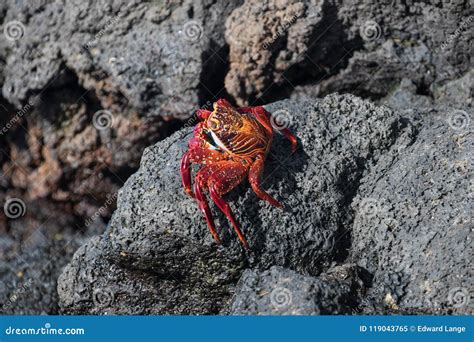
[208, 119, 220, 130]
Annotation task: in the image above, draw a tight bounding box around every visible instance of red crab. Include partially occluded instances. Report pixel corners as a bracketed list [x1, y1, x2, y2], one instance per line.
[180, 99, 297, 249]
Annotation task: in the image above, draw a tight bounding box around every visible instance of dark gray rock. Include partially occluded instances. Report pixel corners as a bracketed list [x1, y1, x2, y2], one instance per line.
[58, 94, 410, 314]
[0, 240, 78, 315]
[432, 69, 473, 108]
[382, 78, 434, 111]
[1, 0, 239, 117]
[58, 236, 234, 315]
[350, 107, 473, 314]
[316, 1, 472, 100]
[0, 199, 97, 315]
[383, 71, 473, 113]
[224, 0, 358, 106]
[227, 265, 365, 315]
[224, 0, 471, 104]
[3, 1, 471, 108]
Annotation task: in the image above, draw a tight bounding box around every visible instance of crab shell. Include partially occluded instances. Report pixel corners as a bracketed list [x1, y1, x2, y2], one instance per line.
[203, 99, 274, 162]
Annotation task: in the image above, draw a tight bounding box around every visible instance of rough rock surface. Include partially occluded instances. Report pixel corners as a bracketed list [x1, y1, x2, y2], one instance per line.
[224, 0, 358, 105]
[350, 109, 472, 314]
[58, 94, 412, 314]
[104, 94, 406, 272]
[0, 197, 100, 314]
[227, 265, 365, 315]
[431, 70, 473, 108]
[2, 0, 238, 116]
[315, 0, 472, 100]
[58, 236, 233, 315]
[225, 0, 472, 104]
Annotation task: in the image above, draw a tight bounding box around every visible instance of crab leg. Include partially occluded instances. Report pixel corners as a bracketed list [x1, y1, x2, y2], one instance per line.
[193, 166, 221, 244]
[209, 187, 249, 249]
[249, 155, 283, 209]
[279, 127, 298, 153]
[208, 162, 249, 249]
[180, 151, 194, 197]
